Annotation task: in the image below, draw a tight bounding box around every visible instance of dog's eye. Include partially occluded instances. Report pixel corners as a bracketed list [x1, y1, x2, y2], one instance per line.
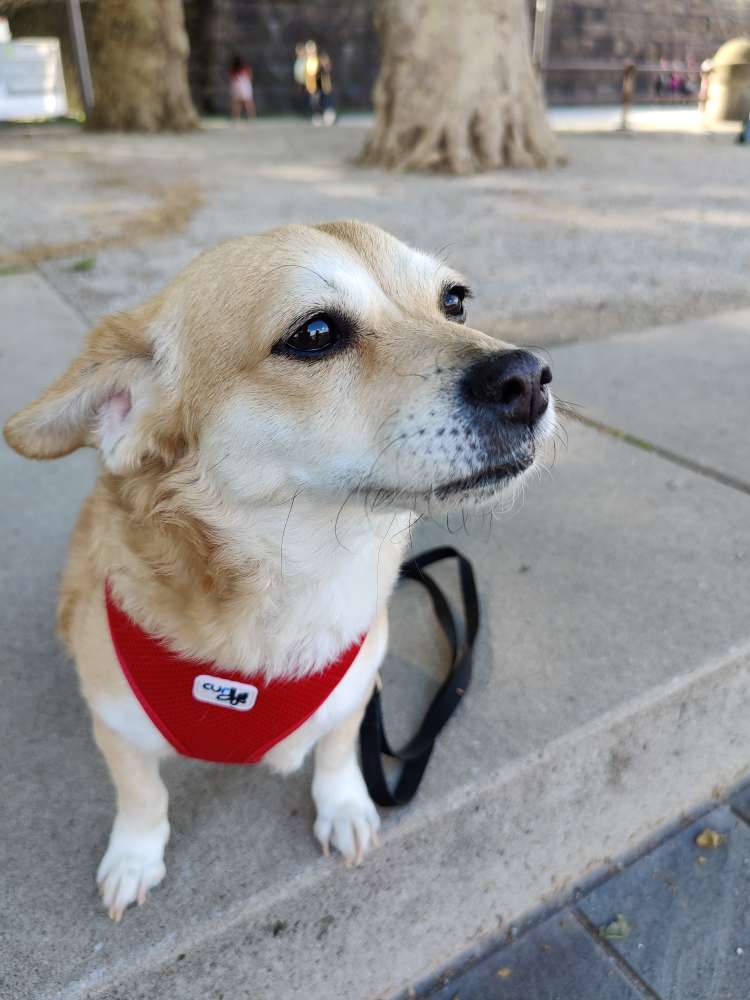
[442, 285, 468, 323]
[276, 314, 341, 357]
[289, 317, 335, 352]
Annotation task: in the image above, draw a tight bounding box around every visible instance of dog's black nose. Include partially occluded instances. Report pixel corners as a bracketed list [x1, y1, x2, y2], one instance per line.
[462, 350, 551, 424]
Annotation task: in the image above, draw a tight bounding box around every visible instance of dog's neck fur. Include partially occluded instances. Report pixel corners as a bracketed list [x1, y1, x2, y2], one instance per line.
[95, 468, 411, 681]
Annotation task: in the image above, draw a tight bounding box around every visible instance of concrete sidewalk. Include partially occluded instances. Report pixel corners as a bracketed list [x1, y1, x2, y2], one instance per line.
[417, 797, 750, 999]
[3, 120, 750, 349]
[1, 264, 750, 999]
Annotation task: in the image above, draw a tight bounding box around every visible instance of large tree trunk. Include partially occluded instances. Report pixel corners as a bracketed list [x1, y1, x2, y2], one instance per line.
[360, 0, 562, 173]
[87, 0, 198, 131]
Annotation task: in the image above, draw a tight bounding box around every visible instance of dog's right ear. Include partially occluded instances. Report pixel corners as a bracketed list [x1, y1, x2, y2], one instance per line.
[4, 311, 162, 471]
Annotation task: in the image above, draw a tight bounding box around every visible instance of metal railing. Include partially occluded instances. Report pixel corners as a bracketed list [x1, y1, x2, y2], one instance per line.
[541, 60, 703, 108]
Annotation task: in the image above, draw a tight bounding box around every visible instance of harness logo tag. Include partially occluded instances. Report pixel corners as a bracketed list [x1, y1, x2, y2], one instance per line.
[192, 674, 258, 712]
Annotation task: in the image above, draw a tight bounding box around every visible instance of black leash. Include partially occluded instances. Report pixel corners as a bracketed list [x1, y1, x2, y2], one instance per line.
[359, 546, 480, 807]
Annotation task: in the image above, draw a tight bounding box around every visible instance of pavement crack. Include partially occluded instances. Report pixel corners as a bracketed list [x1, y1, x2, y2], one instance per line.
[570, 412, 750, 498]
[35, 267, 93, 327]
[572, 907, 663, 999]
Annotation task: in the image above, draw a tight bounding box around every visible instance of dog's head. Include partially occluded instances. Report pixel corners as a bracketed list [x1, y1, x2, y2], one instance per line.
[4, 222, 554, 515]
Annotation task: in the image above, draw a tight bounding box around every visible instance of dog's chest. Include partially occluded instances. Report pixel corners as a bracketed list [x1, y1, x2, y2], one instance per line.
[234, 532, 406, 677]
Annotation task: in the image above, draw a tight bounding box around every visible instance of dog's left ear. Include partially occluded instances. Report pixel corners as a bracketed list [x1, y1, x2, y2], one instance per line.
[4, 310, 178, 473]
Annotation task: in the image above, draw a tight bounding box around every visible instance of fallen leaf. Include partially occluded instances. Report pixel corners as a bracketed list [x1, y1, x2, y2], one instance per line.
[600, 914, 631, 941]
[696, 828, 726, 849]
[497, 967, 512, 978]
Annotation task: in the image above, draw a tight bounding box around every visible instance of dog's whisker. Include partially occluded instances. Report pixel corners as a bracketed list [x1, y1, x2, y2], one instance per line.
[554, 422, 570, 449]
[525, 343, 554, 366]
[279, 487, 304, 577]
[372, 409, 401, 447]
[375, 511, 401, 608]
[205, 450, 232, 476]
[386, 367, 431, 381]
[552, 395, 583, 420]
[460, 505, 469, 536]
[361, 432, 408, 489]
[433, 241, 456, 266]
[262, 261, 337, 291]
[333, 489, 356, 552]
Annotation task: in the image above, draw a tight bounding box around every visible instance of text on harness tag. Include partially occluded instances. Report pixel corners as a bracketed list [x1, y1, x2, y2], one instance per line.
[192, 674, 258, 712]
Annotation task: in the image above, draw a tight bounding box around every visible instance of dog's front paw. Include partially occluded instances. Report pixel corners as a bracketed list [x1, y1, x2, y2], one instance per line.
[97, 818, 169, 921]
[312, 759, 380, 866]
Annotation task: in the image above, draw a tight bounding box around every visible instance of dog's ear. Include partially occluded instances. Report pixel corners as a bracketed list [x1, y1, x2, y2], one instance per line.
[4, 310, 176, 473]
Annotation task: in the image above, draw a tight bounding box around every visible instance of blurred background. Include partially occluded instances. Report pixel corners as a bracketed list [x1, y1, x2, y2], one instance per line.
[3, 0, 750, 117]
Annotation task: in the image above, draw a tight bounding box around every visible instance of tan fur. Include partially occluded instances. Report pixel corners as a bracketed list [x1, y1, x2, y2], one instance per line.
[5, 221, 553, 919]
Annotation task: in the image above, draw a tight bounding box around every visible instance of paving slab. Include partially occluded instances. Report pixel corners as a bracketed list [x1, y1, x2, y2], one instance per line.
[730, 782, 750, 824]
[1, 271, 87, 409]
[421, 910, 644, 1000]
[579, 806, 750, 1000]
[3, 278, 750, 1000]
[5, 124, 750, 348]
[549, 310, 750, 488]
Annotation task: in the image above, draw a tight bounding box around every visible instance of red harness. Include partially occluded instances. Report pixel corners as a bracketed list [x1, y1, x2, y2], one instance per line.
[105, 584, 365, 765]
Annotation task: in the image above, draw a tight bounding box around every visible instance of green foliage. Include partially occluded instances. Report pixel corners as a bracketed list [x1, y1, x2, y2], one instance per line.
[71, 257, 96, 272]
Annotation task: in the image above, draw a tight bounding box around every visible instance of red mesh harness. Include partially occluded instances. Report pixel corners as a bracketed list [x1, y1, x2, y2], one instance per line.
[105, 583, 366, 765]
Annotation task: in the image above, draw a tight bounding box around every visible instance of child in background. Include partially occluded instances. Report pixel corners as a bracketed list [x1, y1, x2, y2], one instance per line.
[229, 56, 256, 121]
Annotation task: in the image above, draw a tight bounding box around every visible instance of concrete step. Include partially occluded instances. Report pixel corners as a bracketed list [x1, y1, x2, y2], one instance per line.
[419, 799, 750, 1000]
[2, 276, 750, 1000]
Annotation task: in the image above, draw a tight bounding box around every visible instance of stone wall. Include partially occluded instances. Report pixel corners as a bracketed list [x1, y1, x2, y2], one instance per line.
[544, 0, 750, 102]
[7, 0, 750, 114]
[183, 0, 379, 115]
[549, 0, 749, 62]
[186, 0, 750, 112]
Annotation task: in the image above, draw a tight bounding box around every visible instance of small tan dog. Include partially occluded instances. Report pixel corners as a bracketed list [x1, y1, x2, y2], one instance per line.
[4, 221, 554, 920]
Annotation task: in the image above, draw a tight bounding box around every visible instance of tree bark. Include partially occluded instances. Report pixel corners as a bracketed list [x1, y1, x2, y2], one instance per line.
[360, 0, 562, 173]
[87, 0, 198, 131]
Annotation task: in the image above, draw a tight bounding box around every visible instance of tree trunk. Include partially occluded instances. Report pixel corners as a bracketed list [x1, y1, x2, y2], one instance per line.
[87, 0, 198, 131]
[360, 0, 562, 173]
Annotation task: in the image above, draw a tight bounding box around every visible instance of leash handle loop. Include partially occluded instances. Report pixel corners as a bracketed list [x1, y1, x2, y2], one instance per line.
[359, 546, 480, 807]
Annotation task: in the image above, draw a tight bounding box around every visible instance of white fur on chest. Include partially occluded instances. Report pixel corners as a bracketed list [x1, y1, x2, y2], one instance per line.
[199, 502, 410, 680]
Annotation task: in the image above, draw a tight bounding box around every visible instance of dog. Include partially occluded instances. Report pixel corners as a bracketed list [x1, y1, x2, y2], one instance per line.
[4, 221, 555, 920]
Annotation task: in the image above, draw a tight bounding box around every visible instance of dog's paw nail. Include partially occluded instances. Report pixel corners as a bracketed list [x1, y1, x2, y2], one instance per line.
[97, 831, 168, 921]
[313, 793, 381, 866]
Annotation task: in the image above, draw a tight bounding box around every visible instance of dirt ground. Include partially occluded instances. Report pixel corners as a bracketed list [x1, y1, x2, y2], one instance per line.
[2, 117, 749, 345]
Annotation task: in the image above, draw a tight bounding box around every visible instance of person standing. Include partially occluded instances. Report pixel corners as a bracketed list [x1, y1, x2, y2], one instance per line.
[620, 60, 636, 130]
[229, 55, 256, 121]
[293, 43, 307, 114]
[302, 40, 322, 123]
[317, 51, 337, 125]
[698, 58, 713, 115]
